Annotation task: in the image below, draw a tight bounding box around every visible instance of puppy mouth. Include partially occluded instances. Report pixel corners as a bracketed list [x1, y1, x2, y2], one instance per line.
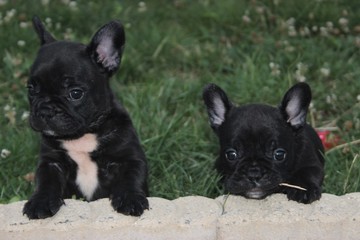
[244, 188, 267, 199]
[43, 130, 57, 136]
[225, 177, 281, 199]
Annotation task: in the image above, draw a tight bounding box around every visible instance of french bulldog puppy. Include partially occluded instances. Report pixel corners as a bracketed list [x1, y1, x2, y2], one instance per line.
[23, 17, 149, 219]
[203, 82, 324, 204]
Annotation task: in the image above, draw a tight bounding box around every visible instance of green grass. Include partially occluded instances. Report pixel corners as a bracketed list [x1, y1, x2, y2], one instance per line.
[0, 0, 359, 203]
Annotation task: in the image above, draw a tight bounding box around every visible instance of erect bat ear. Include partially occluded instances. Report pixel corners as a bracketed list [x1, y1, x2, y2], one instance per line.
[32, 16, 56, 45]
[203, 83, 233, 130]
[87, 20, 125, 75]
[279, 82, 312, 129]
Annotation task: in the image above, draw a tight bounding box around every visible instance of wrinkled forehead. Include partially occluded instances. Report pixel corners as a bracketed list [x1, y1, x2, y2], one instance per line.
[31, 41, 89, 75]
[222, 105, 284, 144]
[29, 42, 98, 86]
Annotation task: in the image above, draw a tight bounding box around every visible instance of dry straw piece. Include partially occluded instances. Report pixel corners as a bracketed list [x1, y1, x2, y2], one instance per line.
[279, 183, 307, 191]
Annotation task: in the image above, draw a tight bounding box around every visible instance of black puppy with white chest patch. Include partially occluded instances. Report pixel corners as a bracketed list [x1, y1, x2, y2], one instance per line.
[23, 17, 148, 219]
[203, 83, 324, 204]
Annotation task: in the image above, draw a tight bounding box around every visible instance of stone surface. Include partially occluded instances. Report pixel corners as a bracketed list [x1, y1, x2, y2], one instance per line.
[1, 193, 360, 240]
[216, 193, 360, 240]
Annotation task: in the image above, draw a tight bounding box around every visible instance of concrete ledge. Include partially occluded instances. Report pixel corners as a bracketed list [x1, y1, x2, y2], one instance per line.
[1, 193, 359, 240]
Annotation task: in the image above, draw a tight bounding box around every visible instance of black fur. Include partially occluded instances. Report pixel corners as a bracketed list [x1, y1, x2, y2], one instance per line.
[23, 17, 148, 219]
[203, 83, 324, 204]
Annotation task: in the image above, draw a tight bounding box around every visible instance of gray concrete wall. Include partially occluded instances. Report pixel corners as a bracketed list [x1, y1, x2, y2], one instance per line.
[1, 193, 359, 240]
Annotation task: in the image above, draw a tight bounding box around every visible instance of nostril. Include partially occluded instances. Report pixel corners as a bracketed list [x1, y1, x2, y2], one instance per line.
[247, 167, 262, 181]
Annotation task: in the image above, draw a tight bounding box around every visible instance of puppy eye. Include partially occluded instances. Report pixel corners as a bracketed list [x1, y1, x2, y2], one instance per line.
[27, 83, 39, 96]
[69, 89, 84, 100]
[225, 148, 238, 161]
[27, 84, 35, 94]
[273, 148, 286, 161]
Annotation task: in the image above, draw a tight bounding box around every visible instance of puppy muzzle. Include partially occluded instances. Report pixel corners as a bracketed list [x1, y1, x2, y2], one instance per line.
[224, 165, 282, 199]
[30, 101, 84, 137]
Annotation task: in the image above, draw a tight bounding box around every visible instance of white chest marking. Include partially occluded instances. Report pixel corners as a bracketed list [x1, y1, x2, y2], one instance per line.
[62, 133, 99, 200]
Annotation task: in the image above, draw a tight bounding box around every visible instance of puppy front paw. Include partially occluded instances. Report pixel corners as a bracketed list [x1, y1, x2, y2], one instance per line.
[23, 194, 64, 219]
[286, 185, 321, 204]
[111, 192, 149, 216]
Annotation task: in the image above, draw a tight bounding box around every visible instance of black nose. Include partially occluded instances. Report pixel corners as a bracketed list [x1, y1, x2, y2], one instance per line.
[37, 105, 56, 119]
[247, 166, 263, 182]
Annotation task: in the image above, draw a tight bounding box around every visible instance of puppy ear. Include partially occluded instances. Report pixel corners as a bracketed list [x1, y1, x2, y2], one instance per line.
[203, 84, 232, 129]
[279, 82, 312, 129]
[32, 16, 56, 45]
[87, 21, 125, 75]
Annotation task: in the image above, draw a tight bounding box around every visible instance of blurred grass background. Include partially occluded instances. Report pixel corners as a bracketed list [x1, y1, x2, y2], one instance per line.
[0, 0, 359, 203]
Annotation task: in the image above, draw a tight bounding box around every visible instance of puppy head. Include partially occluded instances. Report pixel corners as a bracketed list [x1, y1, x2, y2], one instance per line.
[203, 83, 311, 199]
[28, 17, 125, 138]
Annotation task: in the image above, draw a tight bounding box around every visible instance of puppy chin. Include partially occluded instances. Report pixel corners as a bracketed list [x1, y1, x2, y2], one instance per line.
[33, 123, 84, 139]
[32, 123, 76, 138]
[42, 128, 85, 139]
